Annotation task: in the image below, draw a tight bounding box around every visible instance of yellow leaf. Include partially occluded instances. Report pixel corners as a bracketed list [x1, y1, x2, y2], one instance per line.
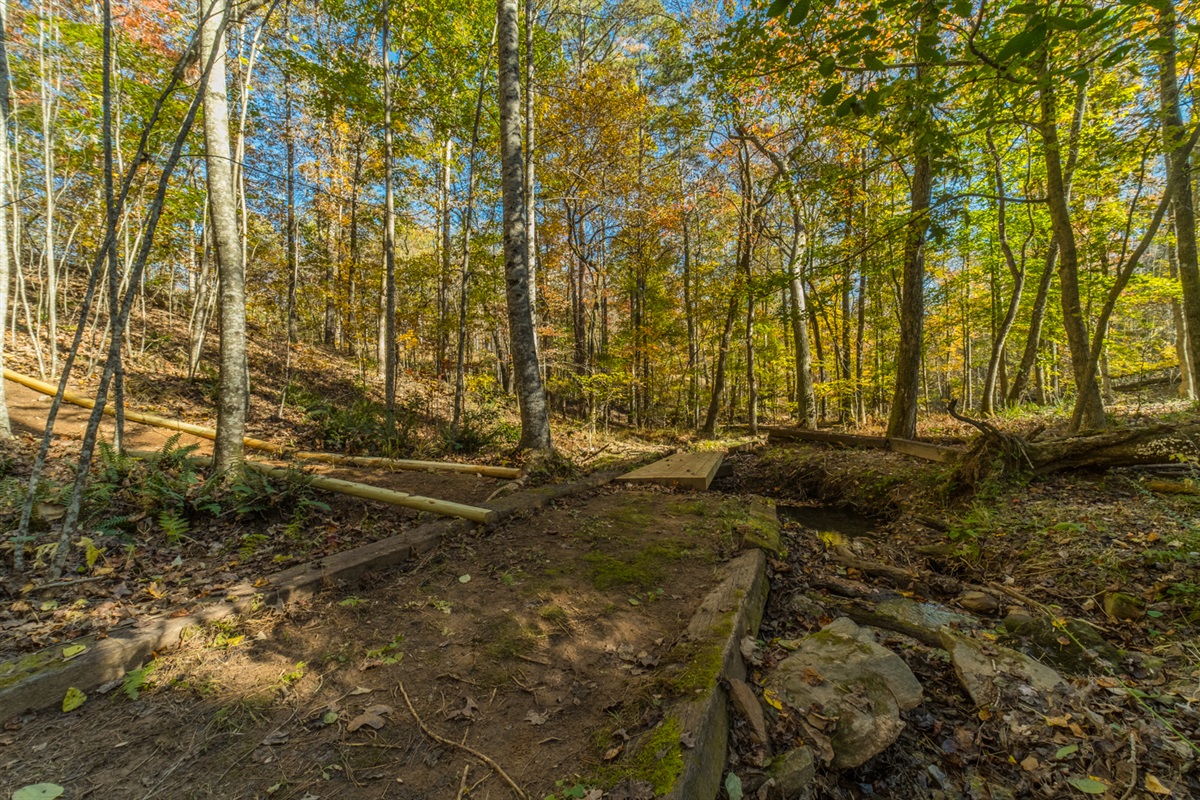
[1145, 775, 1172, 795]
[762, 688, 784, 711]
[62, 644, 86, 660]
[62, 687, 86, 712]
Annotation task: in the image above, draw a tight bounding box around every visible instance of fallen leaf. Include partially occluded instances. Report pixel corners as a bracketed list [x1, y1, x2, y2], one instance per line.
[1056, 745, 1079, 759]
[61, 644, 86, 660]
[725, 772, 744, 800]
[13, 785, 64, 800]
[1020, 755, 1039, 771]
[761, 688, 783, 711]
[1145, 774, 1172, 795]
[1067, 777, 1109, 794]
[445, 697, 479, 722]
[603, 745, 623, 761]
[525, 709, 548, 726]
[458, 574, 471, 583]
[322, 711, 339, 725]
[348, 687, 372, 696]
[348, 704, 393, 732]
[61, 687, 86, 713]
[261, 730, 290, 746]
[801, 666, 824, 686]
[679, 731, 696, 749]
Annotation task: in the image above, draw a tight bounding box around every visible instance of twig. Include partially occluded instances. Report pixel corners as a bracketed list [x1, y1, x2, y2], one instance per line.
[456, 764, 470, 800]
[515, 653, 549, 666]
[399, 681, 527, 799]
[26, 575, 108, 591]
[1118, 732, 1138, 800]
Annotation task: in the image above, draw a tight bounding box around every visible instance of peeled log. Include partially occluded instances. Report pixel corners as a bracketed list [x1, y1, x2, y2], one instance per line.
[4, 368, 520, 479]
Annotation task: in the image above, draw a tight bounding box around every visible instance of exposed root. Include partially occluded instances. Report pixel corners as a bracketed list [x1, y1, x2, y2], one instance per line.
[399, 681, 528, 800]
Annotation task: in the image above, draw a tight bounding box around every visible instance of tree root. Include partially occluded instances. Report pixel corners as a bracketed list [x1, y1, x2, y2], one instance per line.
[399, 681, 527, 799]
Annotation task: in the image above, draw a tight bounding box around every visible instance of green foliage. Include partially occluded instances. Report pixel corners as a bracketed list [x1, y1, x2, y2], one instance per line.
[287, 382, 420, 456]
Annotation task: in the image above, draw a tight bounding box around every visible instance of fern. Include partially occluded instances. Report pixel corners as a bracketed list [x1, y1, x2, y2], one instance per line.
[157, 510, 189, 544]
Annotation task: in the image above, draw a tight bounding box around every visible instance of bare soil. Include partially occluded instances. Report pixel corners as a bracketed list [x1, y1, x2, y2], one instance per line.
[2, 486, 755, 799]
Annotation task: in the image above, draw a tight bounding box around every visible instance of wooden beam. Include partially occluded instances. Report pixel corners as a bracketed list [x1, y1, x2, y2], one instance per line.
[763, 424, 965, 464]
[887, 438, 962, 464]
[616, 451, 724, 490]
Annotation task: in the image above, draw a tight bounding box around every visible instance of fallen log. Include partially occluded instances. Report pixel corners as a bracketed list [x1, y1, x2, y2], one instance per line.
[127, 449, 497, 524]
[5, 368, 520, 479]
[763, 425, 965, 463]
[947, 398, 1200, 474]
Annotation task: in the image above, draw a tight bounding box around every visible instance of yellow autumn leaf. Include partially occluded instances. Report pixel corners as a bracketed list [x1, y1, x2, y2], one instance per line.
[761, 688, 784, 711]
[1145, 774, 1172, 795]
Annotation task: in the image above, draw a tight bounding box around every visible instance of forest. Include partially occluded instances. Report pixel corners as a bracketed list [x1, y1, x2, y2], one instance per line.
[3, 0, 1200, 798]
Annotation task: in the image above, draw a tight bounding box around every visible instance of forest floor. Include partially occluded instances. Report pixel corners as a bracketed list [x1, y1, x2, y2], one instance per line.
[2, 311, 1199, 798]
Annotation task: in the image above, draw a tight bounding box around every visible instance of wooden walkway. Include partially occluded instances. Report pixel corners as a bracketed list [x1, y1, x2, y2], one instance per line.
[616, 451, 725, 490]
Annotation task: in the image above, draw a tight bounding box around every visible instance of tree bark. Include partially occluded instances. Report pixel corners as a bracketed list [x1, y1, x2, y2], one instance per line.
[202, 0, 249, 474]
[1159, 0, 1200, 396]
[702, 294, 738, 437]
[498, 0, 550, 451]
[980, 129, 1026, 416]
[1039, 59, 1105, 432]
[382, 1, 397, 418]
[0, 0, 12, 438]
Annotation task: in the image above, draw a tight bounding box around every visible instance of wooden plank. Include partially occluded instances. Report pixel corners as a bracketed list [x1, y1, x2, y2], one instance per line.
[888, 437, 963, 464]
[763, 426, 889, 449]
[616, 451, 724, 490]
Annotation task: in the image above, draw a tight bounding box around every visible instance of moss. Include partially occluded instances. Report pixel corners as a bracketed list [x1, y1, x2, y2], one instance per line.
[625, 717, 685, 794]
[583, 541, 693, 590]
[660, 618, 732, 697]
[0, 649, 61, 689]
[483, 615, 537, 662]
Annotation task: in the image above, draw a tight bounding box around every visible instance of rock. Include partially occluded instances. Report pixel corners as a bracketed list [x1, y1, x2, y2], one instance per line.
[1103, 591, 1144, 621]
[957, 591, 1001, 614]
[765, 617, 923, 769]
[1001, 616, 1122, 675]
[940, 629, 1066, 707]
[765, 746, 816, 797]
[860, 597, 977, 646]
[788, 592, 826, 622]
[727, 677, 770, 746]
[1001, 607, 1036, 632]
[913, 543, 959, 558]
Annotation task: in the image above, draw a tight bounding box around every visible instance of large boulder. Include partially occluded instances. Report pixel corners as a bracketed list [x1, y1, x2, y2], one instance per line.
[939, 629, 1066, 707]
[764, 618, 923, 769]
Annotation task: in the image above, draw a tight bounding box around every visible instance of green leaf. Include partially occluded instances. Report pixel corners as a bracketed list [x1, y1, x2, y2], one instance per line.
[952, 0, 972, 17]
[458, 574, 471, 583]
[14, 785, 65, 800]
[62, 687, 87, 713]
[61, 644, 86, 660]
[767, 0, 792, 18]
[725, 772, 744, 800]
[787, 0, 810, 26]
[997, 23, 1047, 62]
[1146, 609, 1163, 618]
[1068, 777, 1109, 794]
[862, 53, 887, 70]
[1056, 744, 1079, 759]
[818, 84, 841, 105]
[322, 710, 339, 724]
[818, 57, 836, 77]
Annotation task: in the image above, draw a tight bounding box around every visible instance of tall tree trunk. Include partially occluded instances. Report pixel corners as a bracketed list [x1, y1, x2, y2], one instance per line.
[452, 23, 495, 431]
[524, 0, 538, 358]
[886, 143, 932, 438]
[1039, 59, 1105, 431]
[382, 2, 397, 417]
[498, 0, 550, 450]
[886, 7, 936, 439]
[38, 0, 57, 378]
[285, 6, 299, 344]
[980, 129, 1027, 415]
[702, 295, 738, 437]
[102, 0, 124, 449]
[0, 0, 13, 438]
[683, 207, 699, 428]
[1160, 0, 1200, 395]
[1169, 209, 1195, 397]
[202, 0, 249, 474]
[438, 137, 453, 377]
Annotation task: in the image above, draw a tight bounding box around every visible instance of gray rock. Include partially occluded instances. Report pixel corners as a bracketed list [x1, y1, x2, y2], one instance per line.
[868, 597, 978, 645]
[939, 629, 1066, 707]
[765, 746, 816, 797]
[1103, 591, 1144, 621]
[727, 677, 770, 746]
[765, 617, 923, 769]
[958, 591, 1001, 614]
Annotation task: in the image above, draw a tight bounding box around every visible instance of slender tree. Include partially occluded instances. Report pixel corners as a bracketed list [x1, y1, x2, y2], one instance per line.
[498, 0, 551, 450]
